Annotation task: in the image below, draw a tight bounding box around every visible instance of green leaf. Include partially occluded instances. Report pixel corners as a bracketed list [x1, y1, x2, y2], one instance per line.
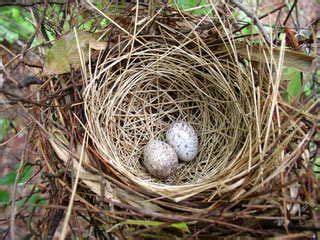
[0, 164, 33, 186]
[100, 18, 109, 28]
[19, 165, 33, 184]
[304, 82, 312, 97]
[0, 171, 16, 185]
[279, 32, 286, 41]
[81, 19, 95, 31]
[175, 0, 196, 9]
[0, 118, 10, 142]
[170, 222, 190, 232]
[313, 157, 320, 179]
[282, 67, 302, 101]
[0, 190, 9, 203]
[124, 219, 163, 226]
[242, 24, 259, 35]
[5, 30, 19, 44]
[16, 198, 25, 208]
[28, 195, 46, 205]
[123, 219, 189, 232]
[171, 0, 210, 14]
[287, 76, 302, 98]
[17, 194, 46, 208]
[18, 194, 46, 210]
[0, 6, 34, 43]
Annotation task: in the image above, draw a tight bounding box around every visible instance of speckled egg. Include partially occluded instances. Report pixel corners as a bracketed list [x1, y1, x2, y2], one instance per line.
[166, 121, 198, 162]
[143, 139, 178, 179]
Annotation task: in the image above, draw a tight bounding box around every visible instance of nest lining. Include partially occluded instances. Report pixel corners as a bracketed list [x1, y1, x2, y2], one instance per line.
[84, 38, 258, 192]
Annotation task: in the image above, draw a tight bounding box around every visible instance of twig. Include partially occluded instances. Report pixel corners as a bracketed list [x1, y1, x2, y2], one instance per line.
[0, 1, 64, 7]
[0, 127, 27, 147]
[283, 0, 298, 26]
[58, 2, 68, 36]
[30, 5, 51, 43]
[47, 209, 65, 240]
[59, 133, 88, 240]
[148, 0, 157, 17]
[0, 88, 71, 107]
[22, 0, 49, 55]
[230, 0, 272, 45]
[233, 3, 286, 35]
[295, 1, 300, 28]
[10, 149, 27, 240]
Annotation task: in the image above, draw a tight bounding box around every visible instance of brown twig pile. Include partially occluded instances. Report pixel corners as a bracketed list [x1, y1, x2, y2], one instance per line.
[21, 1, 319, 238]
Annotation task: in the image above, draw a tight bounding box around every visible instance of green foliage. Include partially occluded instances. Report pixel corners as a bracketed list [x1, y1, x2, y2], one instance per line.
[282, 67, 302, 101]
[304, 70, 320, 97]
[16, 194, 46, 208]
[242, 23, 258, 35]
[122, 219, 190, 232]
[0, 119, 10, 143]
[278, 31, 286, 41]
[28, 194, 46, 205]
[314, 157, 320, 179]
[0, 6, 34, 44]
[0, 170, 16, 186]
[78, 17, 110, 32]
[0, 163, 46, 207]
[0, 190, 10, 203]
[234, 10, 257, 35]
[312, 134, 320, 178]
[0, 192, 46, 207]
[170, 0, 210, 14]
[0, 164, 33, 186]
[304, 82, 313, 97]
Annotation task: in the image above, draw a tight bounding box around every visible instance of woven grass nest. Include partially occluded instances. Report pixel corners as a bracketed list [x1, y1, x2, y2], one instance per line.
[35, 2, 318, 237]
[84, 38, 254, 192]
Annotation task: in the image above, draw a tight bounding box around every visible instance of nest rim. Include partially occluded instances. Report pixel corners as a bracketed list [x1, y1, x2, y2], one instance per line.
[82, 34, 269, 200]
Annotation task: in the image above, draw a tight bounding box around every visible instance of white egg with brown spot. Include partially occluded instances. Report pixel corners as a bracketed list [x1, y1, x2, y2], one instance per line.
[143, 139, 178, 179]
[166, 121, 198, 162]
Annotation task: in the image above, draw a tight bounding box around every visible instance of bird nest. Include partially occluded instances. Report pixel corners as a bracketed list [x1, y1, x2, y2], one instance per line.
[84, 38, 257, 196]
[31, 2, 318, 237]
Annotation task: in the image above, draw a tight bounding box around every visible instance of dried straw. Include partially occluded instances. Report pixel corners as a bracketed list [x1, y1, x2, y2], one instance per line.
[28, 2, 318, 236]
[79, 3, 297, 201]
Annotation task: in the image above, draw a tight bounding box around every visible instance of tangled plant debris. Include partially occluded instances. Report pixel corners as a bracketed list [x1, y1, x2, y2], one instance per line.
[0, 1, 319, 239]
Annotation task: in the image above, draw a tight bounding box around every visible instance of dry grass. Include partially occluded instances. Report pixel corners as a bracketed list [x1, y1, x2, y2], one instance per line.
[81, 2, 285, 201]
[26, 1, 319, 237]
[84, 39, 257, 198]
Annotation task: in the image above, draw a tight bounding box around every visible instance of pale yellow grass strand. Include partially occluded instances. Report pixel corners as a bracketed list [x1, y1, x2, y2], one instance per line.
[59, 134, 88, 240]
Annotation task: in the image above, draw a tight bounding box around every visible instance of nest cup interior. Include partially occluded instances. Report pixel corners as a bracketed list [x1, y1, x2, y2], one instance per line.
[84, 40, 255, 186]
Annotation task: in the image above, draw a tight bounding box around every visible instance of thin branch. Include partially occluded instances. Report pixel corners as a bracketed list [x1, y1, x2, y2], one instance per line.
[233, 3, 286, 35]
[283, 0, 298, 26]
[230, 0, 272, 45]
[59, 134, 88, 240]
[30, 5, 51, 43]
[58, 1, 68, 36]
[0, 88, 71, 107]
[22, 0, 49, 55]
[0, 1, 64, 7]
[10, 150, 27, 240]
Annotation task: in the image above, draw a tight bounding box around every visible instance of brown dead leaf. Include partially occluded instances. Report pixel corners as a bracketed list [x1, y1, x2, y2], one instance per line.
[44, 31, 107, 75]
[236, 45, 316, 72]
